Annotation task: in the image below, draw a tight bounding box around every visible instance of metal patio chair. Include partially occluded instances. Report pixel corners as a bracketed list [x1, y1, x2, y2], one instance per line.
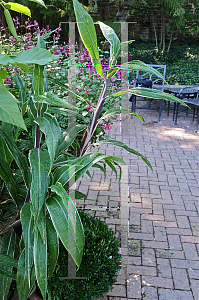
[129, 64, 167, 121]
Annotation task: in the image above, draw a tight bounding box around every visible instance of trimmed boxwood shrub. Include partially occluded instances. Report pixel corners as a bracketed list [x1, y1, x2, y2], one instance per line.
[51, 210, 121, 300]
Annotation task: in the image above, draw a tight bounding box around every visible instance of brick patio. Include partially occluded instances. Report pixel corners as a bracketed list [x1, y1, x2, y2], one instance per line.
[76, 106, 199, 300]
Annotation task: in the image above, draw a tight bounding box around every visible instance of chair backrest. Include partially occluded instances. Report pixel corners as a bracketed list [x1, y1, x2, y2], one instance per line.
[135, 64, 166, 92]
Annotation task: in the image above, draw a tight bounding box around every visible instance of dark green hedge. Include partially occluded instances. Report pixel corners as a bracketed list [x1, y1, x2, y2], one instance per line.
[51, 210, 121, 300]
[128, 39, 199, 86]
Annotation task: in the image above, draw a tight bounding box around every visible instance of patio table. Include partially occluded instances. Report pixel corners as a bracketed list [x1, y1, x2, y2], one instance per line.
[167, 86, 199, 132]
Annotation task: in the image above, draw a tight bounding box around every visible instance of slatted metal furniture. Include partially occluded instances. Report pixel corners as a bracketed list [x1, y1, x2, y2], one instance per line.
[130, 64, 167, 121]
[168, 86, 199, 132]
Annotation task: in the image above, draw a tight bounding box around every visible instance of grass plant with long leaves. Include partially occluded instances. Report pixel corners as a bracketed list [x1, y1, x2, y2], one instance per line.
[0, 0, 188, 299]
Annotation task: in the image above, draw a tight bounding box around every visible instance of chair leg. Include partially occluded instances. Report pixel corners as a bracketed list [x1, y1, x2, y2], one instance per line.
[175, 103, 180, 125]
[173, 102, 176, 121]
[167, 101, 170, 116]
[159, 99, 163, 122]
[196, 106, 199, 133]
[131, 95, 136, 119]
[193, 106, 195, 121]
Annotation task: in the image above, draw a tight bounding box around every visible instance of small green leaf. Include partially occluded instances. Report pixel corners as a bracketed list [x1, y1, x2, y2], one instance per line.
[46, 217, 59, 279]
[0, 230, 16, 300]
[20, 203, 34, 288]
[30, 0, 47, 8]
[90, 140, 153, 171]
[0, 54, 13, 65]
[15, 63, 29, 73]
[98, 22, 120, 67]
[4, 3, 31, 17]
[0, 157, 19, 204]
[35, 92, 76, 109]
[46, 190, 85, 269]
[0, 69, 7, 80]
[34, 227, 47, 300]
[4, 8, 18, 40]
[34, 114, 61, 165]
[121, 60, 165, 80]
[0, 128, 30, 187]
[17, 250, 35, 300]
[73, 0, 103, 77]
[29, 148, 50, 220]
[0, 78, 26, 129]
[14, 48, 55, 65]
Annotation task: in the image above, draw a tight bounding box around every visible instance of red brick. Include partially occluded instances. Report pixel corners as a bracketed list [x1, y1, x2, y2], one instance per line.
[140, 220, 153, 234]
[154, 227, 167, 242]
[176, 215, 191, 228]
[190, 279, 199, 300]
[188, 269, 199, 280]
[157, 258, 172, 278]
[142, 214, 164, 221]
[166, 228, 192, 235]
[183, 243, 199, 260]
[128, 232, 153, 240]
[168, 234, 182, 250]
[153, 221, 177, 228]
[158, 288, 194, 300]
[172, 268, 190, 290]
[127, 274, 141, 298]
[170, 259, 199, 269]
[142, 276, 173, 289]
[153, 203, 163, 215]
[142, 241, 168, 249]
[127, 265, 157, 276]
[142, 248, 156, 267]
[141, 286, 158, 300]
[181, 236, 199, 243]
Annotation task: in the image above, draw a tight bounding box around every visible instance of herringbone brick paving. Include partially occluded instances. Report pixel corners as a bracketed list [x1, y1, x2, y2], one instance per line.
[77, 107, 199, 300]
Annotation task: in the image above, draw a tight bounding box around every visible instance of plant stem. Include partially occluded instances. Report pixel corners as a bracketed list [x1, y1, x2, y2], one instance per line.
[76, 77, 110, 157]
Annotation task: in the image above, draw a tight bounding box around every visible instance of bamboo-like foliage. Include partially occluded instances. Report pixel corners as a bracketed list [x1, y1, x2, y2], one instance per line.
[0, 1, 187, 300]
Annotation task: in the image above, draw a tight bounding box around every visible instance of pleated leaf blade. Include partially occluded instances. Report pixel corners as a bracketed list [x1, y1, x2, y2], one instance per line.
[73, 0, 103, 77]
[46, 189, 84, 268]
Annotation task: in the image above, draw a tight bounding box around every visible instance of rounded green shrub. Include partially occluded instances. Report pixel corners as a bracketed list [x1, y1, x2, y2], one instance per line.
[51, 210, 121, 300]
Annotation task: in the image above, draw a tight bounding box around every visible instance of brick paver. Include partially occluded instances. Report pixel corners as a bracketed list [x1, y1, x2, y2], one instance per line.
[78, 108, 199, 299]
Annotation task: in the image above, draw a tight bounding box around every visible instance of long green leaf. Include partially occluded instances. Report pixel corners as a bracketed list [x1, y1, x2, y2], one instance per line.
[0, 78, 26, 129]
[4, 3, 31, 17]
[46, 190, 84, 268]
[35, 114, 61, 165]
[0, 230, 16, 300]
[14, 48, 55, 65]
[4, 8, 18, 40]
[17, 250, 36, 300]
[0, 253, 18, 268]
[35, 92, 77, 109]
[72, 0, 103, 77]
[20, 203, 34, 288]
[29, 148, 50, 220]
[0, 128, 29, 187]
[98, 108, 144, 122]
[98, 21, 120, 67]
[0, 54, 13, 65]
[46, 217, 59, 279]
[30, 0, 47, 8]
[120, 60, 165, 80]
[34, 227, 47, 300]
[0, 69, 7, 80]
[113, 87, 189, 106]
[56, 123, 86, 156]
[90, 139, 153, 171]
[0, 157, 19, 204]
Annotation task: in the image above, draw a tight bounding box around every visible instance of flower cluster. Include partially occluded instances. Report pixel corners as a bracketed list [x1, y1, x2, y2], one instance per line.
[102, 121, 113, 132]
[86, 101, 95, 111]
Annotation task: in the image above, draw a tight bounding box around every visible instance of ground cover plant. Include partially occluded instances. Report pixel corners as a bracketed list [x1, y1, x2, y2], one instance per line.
[0, 0, 187, 299]
[128, 40, 199, 85]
